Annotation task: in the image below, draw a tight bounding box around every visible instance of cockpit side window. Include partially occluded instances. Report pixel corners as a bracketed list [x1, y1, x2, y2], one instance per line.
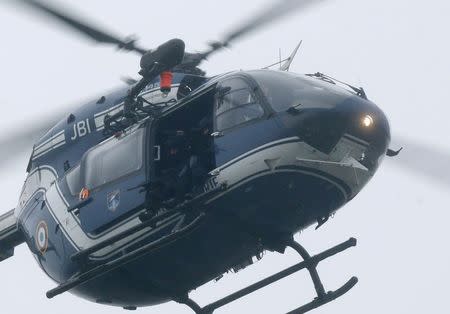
[83, 128, 144, 190]
[216, 78, 264, 131]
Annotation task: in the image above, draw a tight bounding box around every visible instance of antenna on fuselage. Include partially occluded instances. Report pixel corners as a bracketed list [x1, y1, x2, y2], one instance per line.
[280, 40, 303, 71]
[262, 40, 303, 71]
[279, 48, 282, 70]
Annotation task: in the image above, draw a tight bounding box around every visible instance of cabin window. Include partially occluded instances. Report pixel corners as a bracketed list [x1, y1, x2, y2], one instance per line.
[83, 128, 144, 189]
[216, 78, 264, 131]
[66, 165, 82, 196]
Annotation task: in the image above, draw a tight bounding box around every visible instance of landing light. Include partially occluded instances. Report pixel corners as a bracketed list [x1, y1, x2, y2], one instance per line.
[361, 115, 374, 128]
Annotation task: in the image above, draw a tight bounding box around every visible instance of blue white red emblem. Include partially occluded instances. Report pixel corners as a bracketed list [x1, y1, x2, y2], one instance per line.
[107, 189, 121, 212]
[35, 221, 48, 254]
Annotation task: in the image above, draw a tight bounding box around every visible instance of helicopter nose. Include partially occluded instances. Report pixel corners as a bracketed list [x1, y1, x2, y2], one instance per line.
[288, 95, 390, 172]
[340, 97, 391, 172]
[278, 94, 390, 205]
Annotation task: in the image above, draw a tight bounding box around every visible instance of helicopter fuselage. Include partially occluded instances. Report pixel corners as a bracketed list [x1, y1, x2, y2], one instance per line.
[14, 69, 390, 308]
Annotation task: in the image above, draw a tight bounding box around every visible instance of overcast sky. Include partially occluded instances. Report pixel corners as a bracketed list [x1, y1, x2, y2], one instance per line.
[1, 0, 449, 313]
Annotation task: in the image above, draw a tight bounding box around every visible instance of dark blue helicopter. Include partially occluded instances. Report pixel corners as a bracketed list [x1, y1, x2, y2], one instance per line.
[0, 1, 398, 313]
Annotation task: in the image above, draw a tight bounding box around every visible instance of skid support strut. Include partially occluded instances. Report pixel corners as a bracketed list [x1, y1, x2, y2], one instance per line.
[176, 238, 358, 314]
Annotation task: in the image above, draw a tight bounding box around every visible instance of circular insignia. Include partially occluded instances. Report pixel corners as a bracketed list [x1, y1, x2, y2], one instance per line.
[35, 221, 49, 254]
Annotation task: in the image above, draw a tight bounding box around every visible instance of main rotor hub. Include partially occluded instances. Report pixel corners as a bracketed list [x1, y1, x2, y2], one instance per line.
[140, 38, 186, 73]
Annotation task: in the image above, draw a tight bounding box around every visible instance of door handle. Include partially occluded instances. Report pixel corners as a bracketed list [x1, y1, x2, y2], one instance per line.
[154, 145, 161, 161]
[211, 131, 224, 138]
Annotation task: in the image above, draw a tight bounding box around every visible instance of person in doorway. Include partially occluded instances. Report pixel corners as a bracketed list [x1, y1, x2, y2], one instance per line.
[186, 116, 213, 193]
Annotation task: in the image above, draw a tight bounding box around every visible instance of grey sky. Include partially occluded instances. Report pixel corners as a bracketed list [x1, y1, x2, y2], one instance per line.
[1, 0, 449, 313]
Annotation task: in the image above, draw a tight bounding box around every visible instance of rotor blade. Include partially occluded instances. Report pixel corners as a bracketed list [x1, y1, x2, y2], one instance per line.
[12, 0, 148, 54]
[388, 137, 450, 187]
[223, 0, 325, 46]
[0, 111, 67, 168]
[189, 0, 327, 65]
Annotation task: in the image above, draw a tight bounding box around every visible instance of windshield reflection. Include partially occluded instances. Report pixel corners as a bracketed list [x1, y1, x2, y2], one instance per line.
[249, 70, 353, 112]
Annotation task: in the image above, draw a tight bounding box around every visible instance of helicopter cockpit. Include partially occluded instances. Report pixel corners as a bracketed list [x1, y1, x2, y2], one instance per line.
[246, 70, 390, 172]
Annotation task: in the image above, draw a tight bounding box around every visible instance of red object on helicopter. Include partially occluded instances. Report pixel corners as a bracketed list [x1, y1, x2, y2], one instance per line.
[160, 71, 173, 94]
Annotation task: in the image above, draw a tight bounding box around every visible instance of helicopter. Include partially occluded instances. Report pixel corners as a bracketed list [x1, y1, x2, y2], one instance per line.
[0, 0, 421, 313]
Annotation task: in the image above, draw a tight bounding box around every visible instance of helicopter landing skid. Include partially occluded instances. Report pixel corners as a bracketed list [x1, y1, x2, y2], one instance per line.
[175, 238, 358, 314]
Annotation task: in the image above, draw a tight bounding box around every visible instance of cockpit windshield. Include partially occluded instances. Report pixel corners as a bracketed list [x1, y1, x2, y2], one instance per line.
[248, 70, 353, 112]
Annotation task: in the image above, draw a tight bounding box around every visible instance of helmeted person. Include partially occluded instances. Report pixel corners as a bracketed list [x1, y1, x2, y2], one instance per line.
[159, 129, 189, 202]
[178, 116, 213, 196]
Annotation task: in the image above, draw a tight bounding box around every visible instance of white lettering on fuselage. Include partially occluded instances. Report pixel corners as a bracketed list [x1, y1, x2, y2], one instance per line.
[202, 176, 219, 193]
[70, 119, 92, 141]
